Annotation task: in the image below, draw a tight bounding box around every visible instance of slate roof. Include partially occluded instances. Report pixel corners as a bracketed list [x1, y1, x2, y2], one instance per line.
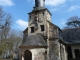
[33, 6, 45, 11]
[20, 34, 47, 47]
[62, 27, 80, 44]
[13, 48, 20, 53]
[28, 8, 52, 16]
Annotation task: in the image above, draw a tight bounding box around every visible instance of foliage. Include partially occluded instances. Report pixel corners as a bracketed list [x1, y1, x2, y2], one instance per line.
[66, 16, 80, 28]
[0, 29, 23, 57]
[0, 7, 13, 56]
[0, 7, 23, 58]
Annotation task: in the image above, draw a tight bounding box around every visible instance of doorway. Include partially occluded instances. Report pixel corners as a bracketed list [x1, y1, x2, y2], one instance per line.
[67, 46, 73, 60]
[24, 50, 32, 60]
[74, 49, 80, 59]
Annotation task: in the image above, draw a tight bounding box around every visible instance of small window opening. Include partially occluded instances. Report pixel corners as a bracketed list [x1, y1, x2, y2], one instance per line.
[31, 27, 34, 33]
[30, 15, 31, 18]
[74, 49, 80, 59]
[43, 12, 44, 15]
[40, 25, 45, 31]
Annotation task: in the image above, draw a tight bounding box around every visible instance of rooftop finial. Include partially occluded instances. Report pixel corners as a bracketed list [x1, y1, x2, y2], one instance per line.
[35, 0, 45, 7]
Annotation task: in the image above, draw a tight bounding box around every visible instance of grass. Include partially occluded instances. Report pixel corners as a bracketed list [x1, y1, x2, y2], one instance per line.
[0, 58, 2, 60]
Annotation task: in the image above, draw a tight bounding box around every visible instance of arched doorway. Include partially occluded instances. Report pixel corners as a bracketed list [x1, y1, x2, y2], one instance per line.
[24, 50, 32, 60]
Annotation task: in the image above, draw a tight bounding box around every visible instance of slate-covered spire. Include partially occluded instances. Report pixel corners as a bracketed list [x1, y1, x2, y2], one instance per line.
[35, 0, 45, 7]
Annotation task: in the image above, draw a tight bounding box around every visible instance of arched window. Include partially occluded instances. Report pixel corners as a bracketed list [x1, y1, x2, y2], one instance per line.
[24, 50, 32, 60]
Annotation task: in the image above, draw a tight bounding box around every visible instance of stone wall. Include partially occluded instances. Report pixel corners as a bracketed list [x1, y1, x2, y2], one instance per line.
[49, 39, 60, 60]
[71, 45, 80, 59]
[60, 44, 67, 60]
[20, 48, 46, 60]
[48, 22, 57, 39]
[46, 19, 62, 60]
[30, 48, 46, 60]
[44, 10, 51, 22]
[28, 10, 47, 35]
[28, 9, 52, 36]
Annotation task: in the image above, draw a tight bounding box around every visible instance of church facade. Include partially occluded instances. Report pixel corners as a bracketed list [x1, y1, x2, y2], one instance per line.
[13, 0, 80, 60]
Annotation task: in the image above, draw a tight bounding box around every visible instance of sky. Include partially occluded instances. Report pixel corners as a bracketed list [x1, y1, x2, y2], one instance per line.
[0, 0, 80, 31]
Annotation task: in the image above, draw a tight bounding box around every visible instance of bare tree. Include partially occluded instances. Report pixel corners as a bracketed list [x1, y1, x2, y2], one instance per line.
[8, 30, 23, 50]
[0, 7, 23, 59]
[0, 7, 12, 40]
[0, 7, 13, 56]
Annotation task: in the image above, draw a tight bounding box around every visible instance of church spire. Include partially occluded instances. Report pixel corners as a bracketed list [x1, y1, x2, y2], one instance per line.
[35, 0, 45, 7]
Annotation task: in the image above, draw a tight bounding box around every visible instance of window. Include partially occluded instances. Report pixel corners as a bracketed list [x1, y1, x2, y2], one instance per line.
[29, 15, 31, 21]
[31, 27, 34, 33]
[30, 15, 31, 18]
[54, 28, 57, 35]
[40, 25, 45, 31]
[67, 46, 73, 60]
[43, 12, 44, 15]
[74, 49, 80, 59]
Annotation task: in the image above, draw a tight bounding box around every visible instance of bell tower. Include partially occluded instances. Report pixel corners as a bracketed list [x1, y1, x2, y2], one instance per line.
[20, 0, 63, 60]
[28, 0, 52, 36]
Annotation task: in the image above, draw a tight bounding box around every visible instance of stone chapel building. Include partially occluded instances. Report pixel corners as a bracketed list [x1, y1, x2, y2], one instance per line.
[13, 0, 80, 60]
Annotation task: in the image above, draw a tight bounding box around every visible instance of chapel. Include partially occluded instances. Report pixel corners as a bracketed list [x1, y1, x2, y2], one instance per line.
[13, 0, 80, 60]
